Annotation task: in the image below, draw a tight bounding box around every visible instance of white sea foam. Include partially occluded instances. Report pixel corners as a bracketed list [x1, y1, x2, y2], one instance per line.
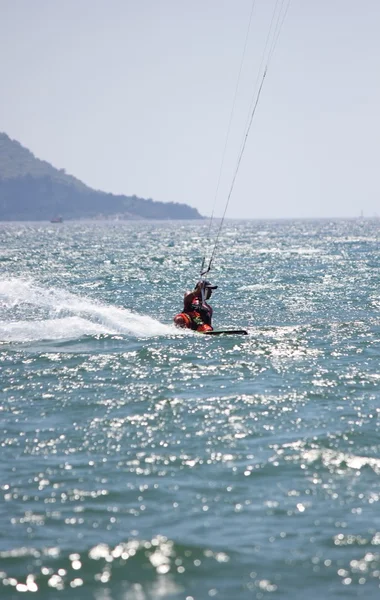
[237, 283, 281, 291]
[250, 247, 322, 256]
[0, 317, 109, 343]
[0, 278, 175, 342]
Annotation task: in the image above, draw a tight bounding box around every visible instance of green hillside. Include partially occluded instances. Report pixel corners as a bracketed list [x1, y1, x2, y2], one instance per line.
[0, 133, 202, 220]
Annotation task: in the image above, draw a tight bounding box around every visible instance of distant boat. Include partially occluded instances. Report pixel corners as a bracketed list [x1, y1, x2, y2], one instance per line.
[50, 216, 63, 223]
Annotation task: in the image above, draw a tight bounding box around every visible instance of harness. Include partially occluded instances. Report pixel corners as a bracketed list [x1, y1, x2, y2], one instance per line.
[174, 287, 214, 332]
[175, 297, 212, 331]
[189, 297, 213, 326]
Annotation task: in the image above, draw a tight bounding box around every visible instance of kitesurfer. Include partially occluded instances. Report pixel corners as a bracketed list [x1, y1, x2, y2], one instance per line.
[173, 280, 218, 332]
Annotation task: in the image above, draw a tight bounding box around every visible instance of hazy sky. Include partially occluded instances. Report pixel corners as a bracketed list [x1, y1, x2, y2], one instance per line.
[1, 0, 379, 218]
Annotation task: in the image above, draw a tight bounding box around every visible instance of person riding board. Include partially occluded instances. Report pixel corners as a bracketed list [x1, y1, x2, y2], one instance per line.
[173, 280, 218, 332]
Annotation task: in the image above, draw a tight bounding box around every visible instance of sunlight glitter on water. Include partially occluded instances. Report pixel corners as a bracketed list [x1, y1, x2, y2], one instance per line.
[1, 219, 380, 599]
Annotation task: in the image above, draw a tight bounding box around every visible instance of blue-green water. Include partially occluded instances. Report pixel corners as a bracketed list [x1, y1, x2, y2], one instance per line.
[1, 219, 380, 599]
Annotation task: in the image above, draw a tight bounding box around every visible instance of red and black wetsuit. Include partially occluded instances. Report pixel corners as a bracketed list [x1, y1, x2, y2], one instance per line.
[174, 291, 213, 332]
[184, 294, 213, 326]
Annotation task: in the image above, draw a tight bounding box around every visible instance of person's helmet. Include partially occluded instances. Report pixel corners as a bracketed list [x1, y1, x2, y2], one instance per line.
[196, 280, 218, 290]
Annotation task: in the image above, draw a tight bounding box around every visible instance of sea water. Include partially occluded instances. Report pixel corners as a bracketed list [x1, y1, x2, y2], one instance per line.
[0, 219, 379, 599]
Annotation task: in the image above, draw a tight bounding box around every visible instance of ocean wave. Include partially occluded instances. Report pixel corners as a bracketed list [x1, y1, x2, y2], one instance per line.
[0, 536, 231, 598]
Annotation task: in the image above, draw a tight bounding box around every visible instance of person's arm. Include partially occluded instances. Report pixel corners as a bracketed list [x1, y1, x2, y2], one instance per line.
[183, 290, 197, 311]
[183, 283, 202, 310]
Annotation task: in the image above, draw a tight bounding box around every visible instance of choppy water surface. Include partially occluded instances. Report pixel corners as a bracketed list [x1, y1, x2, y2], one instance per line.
[1, 219, 380, 599]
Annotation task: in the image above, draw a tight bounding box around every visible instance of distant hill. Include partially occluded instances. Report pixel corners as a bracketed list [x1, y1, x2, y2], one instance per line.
[0, 133, 202, 220]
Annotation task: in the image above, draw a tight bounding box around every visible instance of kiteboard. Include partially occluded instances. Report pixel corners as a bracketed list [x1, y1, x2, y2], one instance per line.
[202, 329, 248, 336]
